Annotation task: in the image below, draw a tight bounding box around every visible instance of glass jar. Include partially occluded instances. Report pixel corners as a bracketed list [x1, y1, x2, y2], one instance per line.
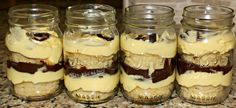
[177, 5, 235, 105]
[6, 4, 63, 100]
[120, 5, 177, 104]
[63, 4, 119, 104]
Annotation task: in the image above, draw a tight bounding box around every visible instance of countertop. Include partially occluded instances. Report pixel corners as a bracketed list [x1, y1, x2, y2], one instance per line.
[0, 9, 236, 108]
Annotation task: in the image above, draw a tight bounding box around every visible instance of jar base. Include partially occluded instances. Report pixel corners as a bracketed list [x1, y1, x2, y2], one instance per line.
[121, 83, 174, 105]
[66, 87, 118, 104]
[176, 83, 231, 105]
[11, 80, 62, 101]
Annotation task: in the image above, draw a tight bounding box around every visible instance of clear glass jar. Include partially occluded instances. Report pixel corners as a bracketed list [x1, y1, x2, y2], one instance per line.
[120, 5, 177, 104]
[177, 5, 235, 105]
[63, 4, 119, 104]
[6, 4, 63, 100]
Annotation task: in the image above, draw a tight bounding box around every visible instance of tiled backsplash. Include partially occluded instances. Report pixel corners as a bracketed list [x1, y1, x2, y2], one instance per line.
[123, 0, 236, 24]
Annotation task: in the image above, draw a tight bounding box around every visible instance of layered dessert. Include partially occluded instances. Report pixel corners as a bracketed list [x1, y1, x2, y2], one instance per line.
[120, 31, 177, 104]
[5, 27, 63, 100]
[177, 29, 235, 104]
[63, 33, 119, 103]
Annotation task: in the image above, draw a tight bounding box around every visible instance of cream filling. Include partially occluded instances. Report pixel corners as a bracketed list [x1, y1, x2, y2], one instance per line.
[5, 27, 62, 64]
[64, 71, 120, 92]
[7, 67, 64, 84]
[120, 33, 177, 58]
[120, 68, 175, 92]
[63, 35, 119, 56]
[176, 70, 232, 87]
[178, 31, 235, 56]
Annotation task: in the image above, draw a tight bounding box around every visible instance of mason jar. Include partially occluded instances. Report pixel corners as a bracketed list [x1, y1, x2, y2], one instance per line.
[63, 4, 119, 104]
[177, 5, 235, 105]
[6, 4, 64, 100]
[120, 5, 177, 104]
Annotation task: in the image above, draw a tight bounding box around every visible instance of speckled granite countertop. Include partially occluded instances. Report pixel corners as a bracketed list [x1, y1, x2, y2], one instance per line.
[0, 10, 236, 108]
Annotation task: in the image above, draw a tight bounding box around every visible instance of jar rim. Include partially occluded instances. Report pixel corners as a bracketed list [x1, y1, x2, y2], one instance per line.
[67, 4, 116, 15]
[65, 4, 116, 27]
[123, 4, 175, 28]
[124, 4, 174, 17]
[9, 4, 58, 18]
[8, 4, 59, 26]
[66, 4, 116, 20]
[183, 5, 234, 20]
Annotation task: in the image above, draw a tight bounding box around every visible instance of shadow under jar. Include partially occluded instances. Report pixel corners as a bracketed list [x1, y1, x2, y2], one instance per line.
[63, 4, 119, 104]
[177, 5, 236, 105]
[120, 5, 177, 104]
[6, 4, 64, 100]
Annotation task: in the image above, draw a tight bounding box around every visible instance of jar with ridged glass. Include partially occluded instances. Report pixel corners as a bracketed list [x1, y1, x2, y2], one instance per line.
[177, 5, 235, 105]
[120, 4, 177, 104]
[6, 4, 63, 100]
[63, 4, 119, 104]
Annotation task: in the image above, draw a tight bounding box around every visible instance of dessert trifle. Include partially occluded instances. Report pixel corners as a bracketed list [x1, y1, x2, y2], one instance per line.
[6, 4, 63, 100]
[63, 4, 119, 103]
[120, 5, 177, 104]
[177, 5, 236, 105]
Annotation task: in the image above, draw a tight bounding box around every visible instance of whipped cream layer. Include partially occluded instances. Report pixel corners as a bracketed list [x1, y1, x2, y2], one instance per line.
[178, 31, 235, 56]
[63, 35, 119, 56]
[64, 71, 119, 92]
[120, 33, 177, 58]
[120, 68, 175, 92]
[176, 70, 232, 87]
[7, 67, 64, 84]
[5, 27, 62, 64]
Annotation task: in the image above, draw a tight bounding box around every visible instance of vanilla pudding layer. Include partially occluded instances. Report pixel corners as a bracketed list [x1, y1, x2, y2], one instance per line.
[64, 33, 119, 93]
[120, 31, 176, 92]
[177, 51, 233, 87]
[64, 53, 119, 93]
[178, 29, 235, 87]
[176, 70, 233, 87]
[5, 27, 62, 64]
[63, 34, 119, 56]
[178, 30, 235, 56]
[65, 71, 119, 92]
[121, 32, 177, 58]
[120, 69, 175, 92]
[7, 52, 64, 84]
[7, 67, 64, 84]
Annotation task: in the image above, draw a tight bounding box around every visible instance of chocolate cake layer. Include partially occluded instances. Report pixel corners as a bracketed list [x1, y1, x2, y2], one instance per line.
[177, 58, 232, 75]
[134, 33, 156, 43]
[7, 60, 63, 74]
[26, 32, 50, 41]
[64, 61, 118, 77]
[121, 59, 175, 83]
[96, 34, 114, 41]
